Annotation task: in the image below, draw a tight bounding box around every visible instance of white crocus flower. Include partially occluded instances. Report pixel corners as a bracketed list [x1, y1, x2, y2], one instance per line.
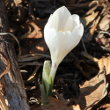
[44, 6, 84, 80]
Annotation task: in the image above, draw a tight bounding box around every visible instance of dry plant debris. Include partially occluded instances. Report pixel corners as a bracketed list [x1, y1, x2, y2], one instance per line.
[82, 52, 110, 75]
[31, 97, 72, 110]
[0, 52, 10, 110]
[79, 72, 108, 110]
[0, 0, 110, 110]
[0, 91, 9, 110]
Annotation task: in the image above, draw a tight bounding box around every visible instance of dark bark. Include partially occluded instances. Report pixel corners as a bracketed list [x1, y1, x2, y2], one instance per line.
[0, 1, 30, 110]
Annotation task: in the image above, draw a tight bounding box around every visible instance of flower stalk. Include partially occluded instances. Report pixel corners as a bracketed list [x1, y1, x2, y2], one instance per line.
[40, 61, 53, 105]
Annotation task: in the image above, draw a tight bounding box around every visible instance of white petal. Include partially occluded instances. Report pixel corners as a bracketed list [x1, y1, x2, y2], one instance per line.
[44, 28, 80, 65]
[71, 14, 80, 27]
[44, 28, 56, 49]
[63, 14, 81, 32]
[47, 14, 59, 31]
[78, 23, 84, 37]
[47, 6, 71, 31]
[71, 23, 84, 47]
[63, 16, 74, 31]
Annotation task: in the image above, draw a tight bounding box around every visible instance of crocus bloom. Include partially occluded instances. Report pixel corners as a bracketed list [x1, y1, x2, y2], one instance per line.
[44, 6, 84, 80]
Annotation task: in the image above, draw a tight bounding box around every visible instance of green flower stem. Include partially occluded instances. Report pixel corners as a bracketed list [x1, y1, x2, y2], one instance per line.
[40, 84, 49, 105]
[40, 60, 56, 105]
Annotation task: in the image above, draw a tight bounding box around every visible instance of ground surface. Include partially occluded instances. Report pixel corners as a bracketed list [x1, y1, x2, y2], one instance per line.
[4, 0, 110, 109]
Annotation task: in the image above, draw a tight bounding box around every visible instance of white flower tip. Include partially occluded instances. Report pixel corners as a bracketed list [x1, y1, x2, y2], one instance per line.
[54, 6, 70, 15]
[72, 14, 80, 20]
[59, 6, 67, 10]
[72, 14, 80, 25]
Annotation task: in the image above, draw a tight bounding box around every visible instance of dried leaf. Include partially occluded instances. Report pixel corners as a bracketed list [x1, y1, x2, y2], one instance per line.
[84, 12, 99, 25]
[14, 0, 22, 6]
[82, 52, 110, 75]
[98, 57, 110, 75]
[90, 16, 101, 35]
[26, 21, 43, 39]
[99, 15, 110, 31]
[79, 73, 108, 110]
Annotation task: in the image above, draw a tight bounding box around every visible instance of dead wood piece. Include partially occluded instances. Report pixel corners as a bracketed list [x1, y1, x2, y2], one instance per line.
[0, 1, 29, 110]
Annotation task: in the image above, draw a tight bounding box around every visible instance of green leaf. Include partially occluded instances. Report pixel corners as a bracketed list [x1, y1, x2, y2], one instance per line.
[42, 60, 51, 78]
[40, 84, 49, 105]
[42, 60, 52, 95]
[48, 75, 53, 96]
[40, 60, 54, 105]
